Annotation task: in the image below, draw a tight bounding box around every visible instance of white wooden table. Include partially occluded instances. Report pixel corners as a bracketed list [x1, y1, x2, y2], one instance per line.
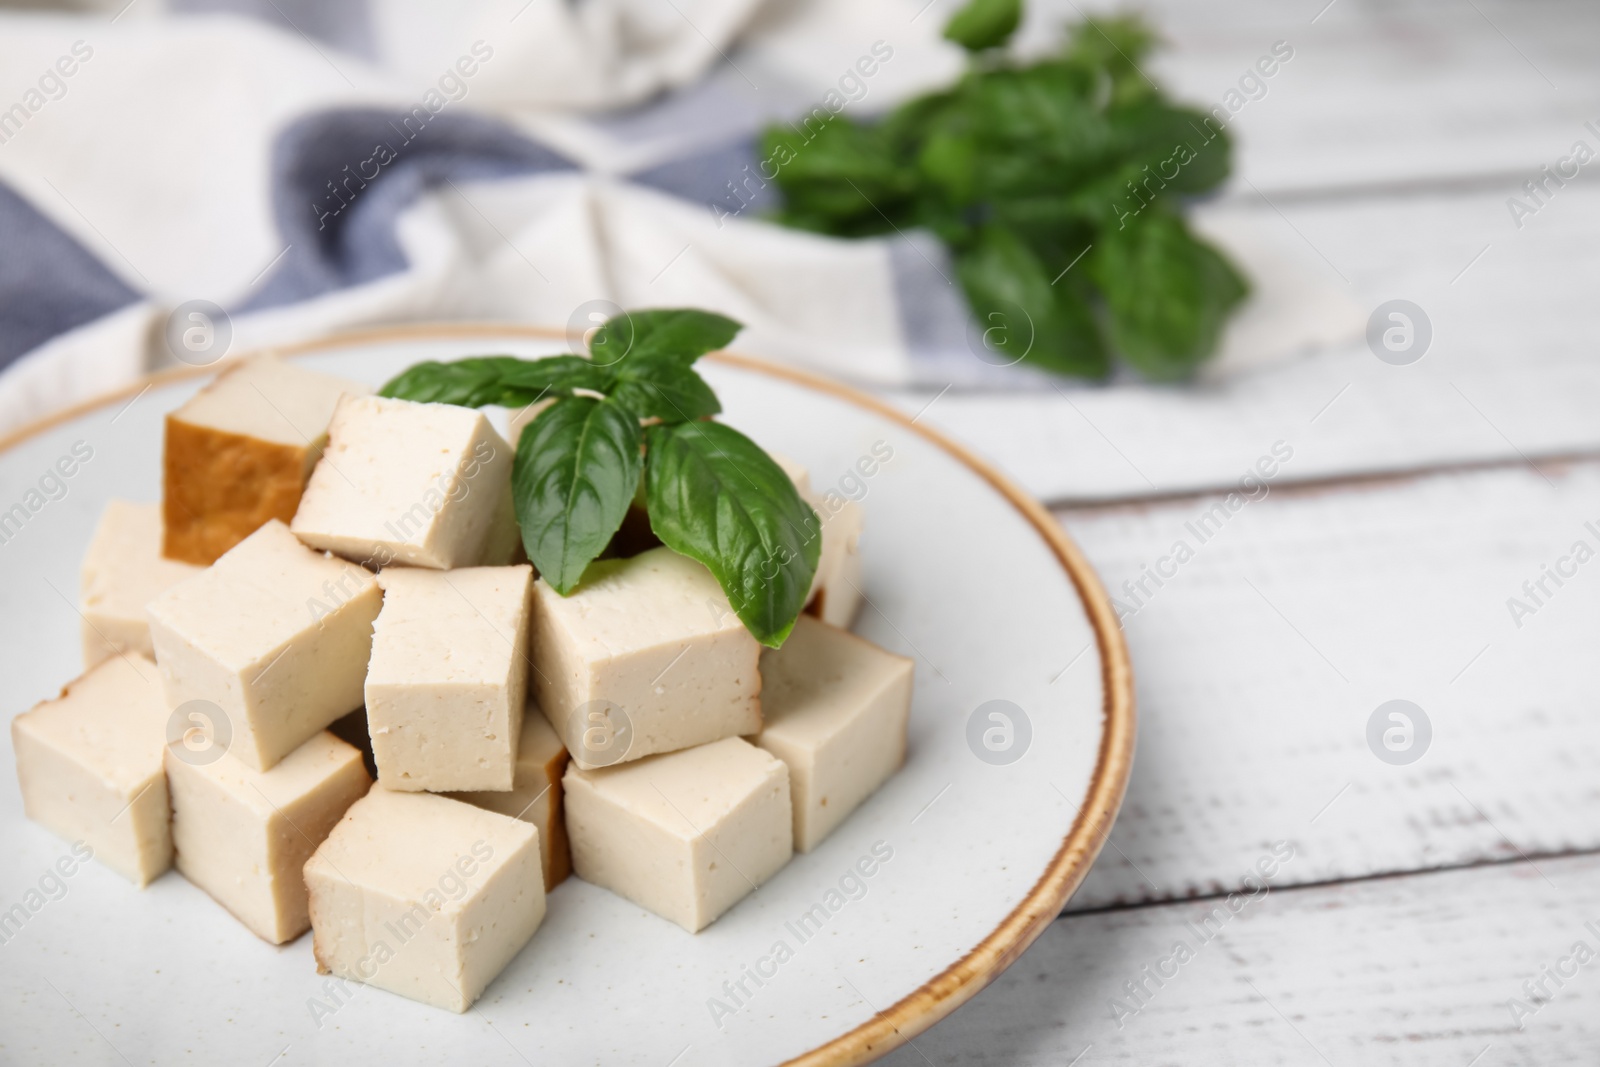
[880, 0, 1600, 1062]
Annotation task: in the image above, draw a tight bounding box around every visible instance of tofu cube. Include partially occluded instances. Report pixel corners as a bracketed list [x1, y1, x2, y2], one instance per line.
[756, 615, 912, 852]
[11, 655, 173, 885]
[564, 737, 792, 932]
[165, 732, 369, 943]
[807, 497, 864, 628]
[147, 520, 381, 772]
[448, 706, 571, 889]
[532, 547, 761, 769]
[80, 500, 203, 667]
[767, 451, 812, 496]
[327, 707, 377, 779]
[291, 395, 517, 570]
[305, 789, 545, 1012]
[767, 456, 860, 628]
[506, 398, 554, 446]
[365, 565, 533, 792]
[163, 354, 370, 564]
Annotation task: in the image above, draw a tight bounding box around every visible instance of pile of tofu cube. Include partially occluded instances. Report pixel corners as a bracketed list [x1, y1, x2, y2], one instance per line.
[11, 354, 913, 1013]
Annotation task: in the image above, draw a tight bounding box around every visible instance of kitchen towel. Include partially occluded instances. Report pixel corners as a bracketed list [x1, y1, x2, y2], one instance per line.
[0, 0, 1362, 436]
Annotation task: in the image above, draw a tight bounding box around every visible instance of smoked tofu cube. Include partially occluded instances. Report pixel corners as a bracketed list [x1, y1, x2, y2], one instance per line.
[807, 498, 864, 628]
[531, 547, 761, 769]
[80, 500, 202, 667]
[11, 655, 172, 886]
[146, 520, 381, 772]
[755, 616, 912, 852]
[449, 706, 572, 890]
[564, 737, 792, 933]
[305, 789, 545, 1013]
[165, 732, 369, 944]
[163, 354, 370, 564]
[290, 395, 517, 570]
[365, 565, 533, 792]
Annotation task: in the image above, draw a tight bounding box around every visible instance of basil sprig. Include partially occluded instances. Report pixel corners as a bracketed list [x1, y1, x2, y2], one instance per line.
[378, 308, 820, 647]
[761, 6, 1247, 380]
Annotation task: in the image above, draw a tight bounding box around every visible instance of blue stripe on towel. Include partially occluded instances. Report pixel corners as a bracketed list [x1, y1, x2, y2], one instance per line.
[0, 180, 143, 370]
[245, 108, 579, 310]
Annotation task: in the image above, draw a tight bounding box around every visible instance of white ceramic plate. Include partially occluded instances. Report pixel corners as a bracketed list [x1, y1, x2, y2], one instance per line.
[0, 327, 1133, 1067]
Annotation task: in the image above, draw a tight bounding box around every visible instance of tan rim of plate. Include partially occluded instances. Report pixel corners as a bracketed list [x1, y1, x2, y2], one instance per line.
[0, 323, 1137, 1067]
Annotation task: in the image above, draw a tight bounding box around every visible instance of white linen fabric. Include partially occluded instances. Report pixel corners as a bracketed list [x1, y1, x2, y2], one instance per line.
[0, 0, 1360, 434]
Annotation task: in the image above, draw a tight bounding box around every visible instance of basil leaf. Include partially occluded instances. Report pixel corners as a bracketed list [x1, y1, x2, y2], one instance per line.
[380, 354, 613, 408]
[1063, 15, 1160, 107]
[944, 0, 1021, 52]
[758, 11, 1251, 380]
[1092, 210, 1248, 380]
[379, 357, 532, 406]
[513, 397, 643, 594]
[764, 120, 916, 237]
[957, 226, 1108, 379]
[644, 421, 820, 647]
[1105, 101, 1232, 196]
[498, 355, 616, 395]
[610, 356, 721, 423]
[588, 309, 742, 369]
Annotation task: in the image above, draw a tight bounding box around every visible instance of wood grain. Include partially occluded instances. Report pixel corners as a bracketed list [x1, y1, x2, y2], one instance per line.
[1054, 458, 1600, 910]
[880, 851, 1600, 1066]
[1055, 0, 1600, 194]
[871, 2, 1600, 1062]
[909, 177, 1600, 504]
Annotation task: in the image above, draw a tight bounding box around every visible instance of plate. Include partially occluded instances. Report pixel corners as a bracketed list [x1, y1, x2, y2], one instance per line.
[0, 326, 1133, 1067]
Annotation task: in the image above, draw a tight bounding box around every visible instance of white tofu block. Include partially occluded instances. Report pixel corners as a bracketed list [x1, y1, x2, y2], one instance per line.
[807, 497, 864, 628]
[305, 789, 545, 1012]
[80, 500, 202, 667]
[768, 451, 811, 496]
[365, 565, 533, 792]
[564, 737, 792, 932]
[163, 354, 370, 564]
[291, 395, 517, 570]
[774, 461, 862, 629]
[327, 707, 377, 779]
[480, 477, 526, 566]
[506, 398, 555, 446]
[11, 655, 172, 886]
[756, 615, 912, 852]
[166, 732, 369, 943]
[532, 547, 761, 769]
[449, 706, 571, 889]
[147, 520, 381, 772]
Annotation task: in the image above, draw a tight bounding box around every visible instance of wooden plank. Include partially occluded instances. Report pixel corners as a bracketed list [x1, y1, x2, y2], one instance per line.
[879, 852, 1600, 1066]
[1049, 459, 1600, 910]
[904, 180, 1600, 504]
[1048, 0, 1600, 194]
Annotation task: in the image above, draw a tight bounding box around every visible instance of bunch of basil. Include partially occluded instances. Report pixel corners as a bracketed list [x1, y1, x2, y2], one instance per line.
[761, 1, 1247, 380]
[379, 309, 820, 647]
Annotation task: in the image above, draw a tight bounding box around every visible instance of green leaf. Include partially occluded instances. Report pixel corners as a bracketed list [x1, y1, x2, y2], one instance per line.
[1063, 15, 1161, 107]
[1105, 101, 1232, 197]
[379, 354, 613, 408]
[754, 7, 1247, 382]
[957, 226, 1109, 379]
[944, 0, 1021, 52]
[610, 356, 721, 423]
[763, 119, 917, 237]
[588, 309, 742, 369]
[1092, 210, 1249, 380]
[513, 397, 643, 594]
[644, 421, 820, 647]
